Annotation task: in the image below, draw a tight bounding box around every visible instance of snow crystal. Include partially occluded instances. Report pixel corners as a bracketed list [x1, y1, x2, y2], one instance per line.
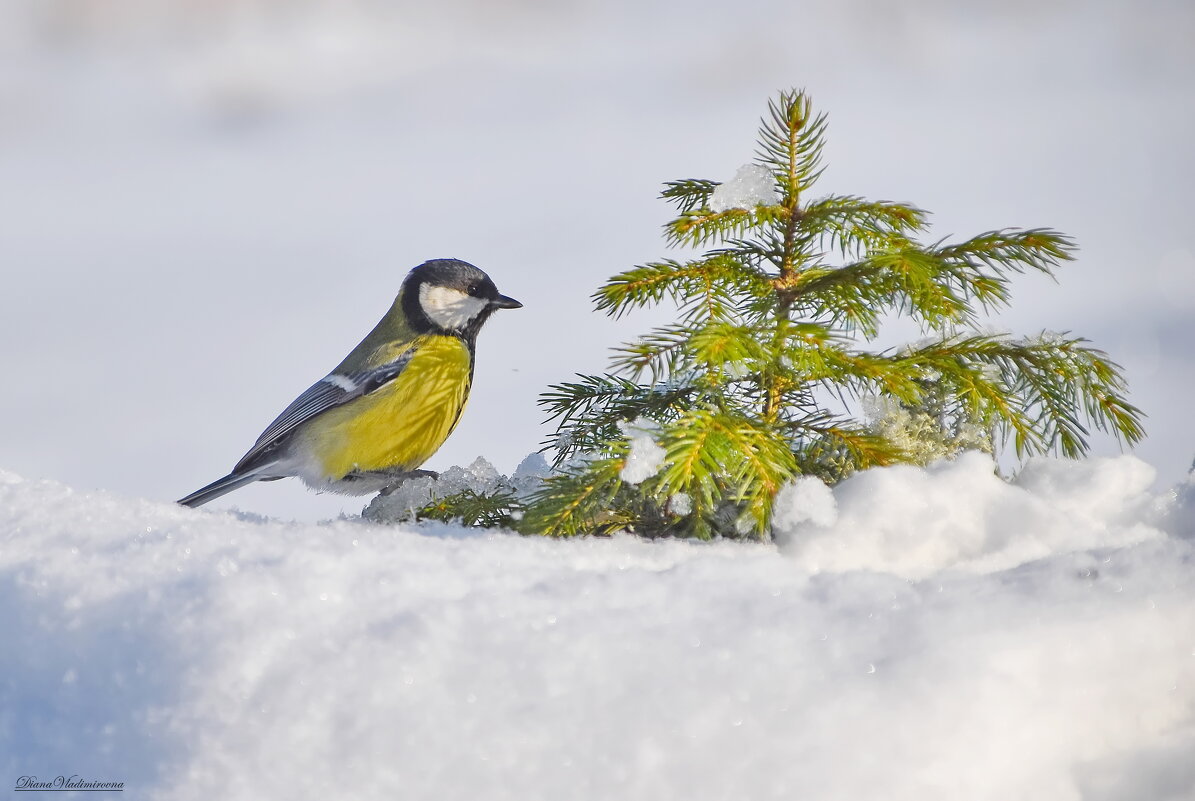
[552, 430, 576, 452]
[438, 456, 505, 496]
[362, 457, 503, 523]
[361, 455, 552, 523]
[510, 452, 552, 498]
[708, 164, 780, 212]
[863, 396, 991, 464]
[361, 473, 438, 521]
[649, 370, 701, 394]
[668, 492, 693, 516]
[618, 417, 666, 484]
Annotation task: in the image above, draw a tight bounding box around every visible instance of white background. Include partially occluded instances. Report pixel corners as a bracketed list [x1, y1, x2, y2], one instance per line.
[1, 0, 1191, 520]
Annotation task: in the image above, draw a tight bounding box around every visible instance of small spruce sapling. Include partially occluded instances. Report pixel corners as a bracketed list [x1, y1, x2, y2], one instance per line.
[520, 88, 1144, 540]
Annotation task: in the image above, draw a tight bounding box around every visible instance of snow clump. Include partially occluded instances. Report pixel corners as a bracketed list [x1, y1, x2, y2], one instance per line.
[708, 164, 780, 211]
[618, 417, 667, 484]
[362, 455, 541, 523]
[772, 474, 838, 530]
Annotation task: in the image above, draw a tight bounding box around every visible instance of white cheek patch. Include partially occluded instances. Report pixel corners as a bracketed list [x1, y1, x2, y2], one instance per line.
[419, 284, 489, 330]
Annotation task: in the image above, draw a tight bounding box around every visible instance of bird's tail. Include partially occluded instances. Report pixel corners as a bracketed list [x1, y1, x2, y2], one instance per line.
[177, 472, 264, 508]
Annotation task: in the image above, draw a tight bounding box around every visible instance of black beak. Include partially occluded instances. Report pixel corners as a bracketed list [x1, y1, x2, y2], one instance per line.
[491, 294, 523, 310]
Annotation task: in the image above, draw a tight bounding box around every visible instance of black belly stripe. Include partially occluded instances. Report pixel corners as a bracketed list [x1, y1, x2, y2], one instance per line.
[444, 331, 477, 434]
[446, 369, 474, 433]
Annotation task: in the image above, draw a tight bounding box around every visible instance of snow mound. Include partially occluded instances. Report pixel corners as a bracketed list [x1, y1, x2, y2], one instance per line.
[1160, 464, 1195, 540]
[708, 164, 780, 211]
[2, 458, 1194, 801]
[774, 451, 1167, 579]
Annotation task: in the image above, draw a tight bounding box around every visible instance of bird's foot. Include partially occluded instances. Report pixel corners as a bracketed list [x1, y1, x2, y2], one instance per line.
[372, 469, 440, 496]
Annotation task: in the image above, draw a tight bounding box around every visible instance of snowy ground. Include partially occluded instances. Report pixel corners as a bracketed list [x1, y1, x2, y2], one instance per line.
[3, 453, 1193, 801]
[4, 5, 1192, 797]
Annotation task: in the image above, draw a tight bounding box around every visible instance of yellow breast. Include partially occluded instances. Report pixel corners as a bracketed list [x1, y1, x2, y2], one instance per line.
[301, 335, 473, 480]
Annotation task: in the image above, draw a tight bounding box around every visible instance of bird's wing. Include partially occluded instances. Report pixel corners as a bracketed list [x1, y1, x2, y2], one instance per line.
[232, 349, 416, 473]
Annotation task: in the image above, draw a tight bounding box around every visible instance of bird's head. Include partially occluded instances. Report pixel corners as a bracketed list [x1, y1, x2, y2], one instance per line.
[401, 259, 522, 337]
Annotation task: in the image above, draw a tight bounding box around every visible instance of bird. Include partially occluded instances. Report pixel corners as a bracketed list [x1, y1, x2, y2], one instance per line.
[178, 258, 522, 508]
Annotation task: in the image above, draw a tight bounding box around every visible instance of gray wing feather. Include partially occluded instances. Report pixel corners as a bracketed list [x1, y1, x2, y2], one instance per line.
[233, 352, 414, 472]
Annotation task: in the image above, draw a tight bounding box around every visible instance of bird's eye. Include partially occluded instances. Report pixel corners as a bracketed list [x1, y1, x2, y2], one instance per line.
[466, 283, 481, 296]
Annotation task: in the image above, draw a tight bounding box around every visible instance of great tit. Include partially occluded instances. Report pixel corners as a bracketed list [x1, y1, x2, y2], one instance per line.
[178, 258, 521, 508]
